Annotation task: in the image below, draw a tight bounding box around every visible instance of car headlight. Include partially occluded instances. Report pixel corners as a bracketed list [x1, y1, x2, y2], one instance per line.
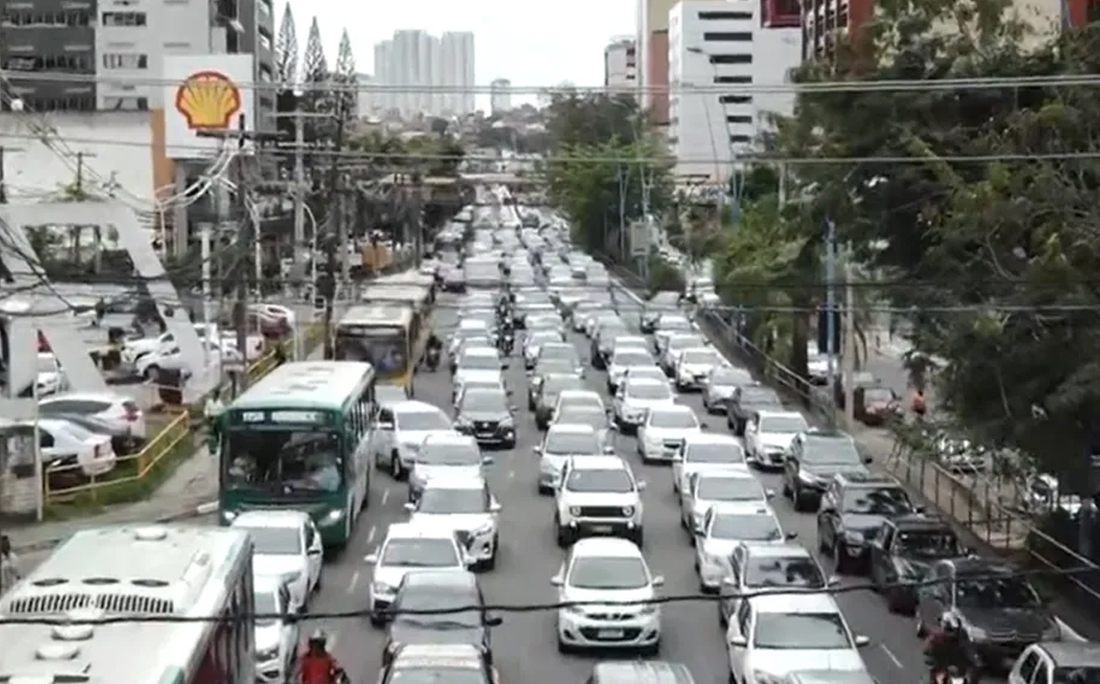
[844, 530, 864, 544]
[500, 415, 515, 427]
[324, 508, 345, 522]
[566, 604, 586, 615]
[373, 581, 396, 595]
[621, 506, 635, 516]
[474, 521, 495, 536]
[797, 469, 819, 483]
[569, 506, 582, 516]
[638, 604, 657, 615]
[256, 647, 279, 662]
[966, 624, 988, 640]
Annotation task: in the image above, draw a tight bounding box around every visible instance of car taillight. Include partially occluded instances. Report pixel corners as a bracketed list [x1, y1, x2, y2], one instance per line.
[124, 405, 140, 422]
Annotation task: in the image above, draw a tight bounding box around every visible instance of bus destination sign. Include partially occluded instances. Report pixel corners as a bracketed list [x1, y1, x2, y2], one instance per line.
[231, 410, 331, 426]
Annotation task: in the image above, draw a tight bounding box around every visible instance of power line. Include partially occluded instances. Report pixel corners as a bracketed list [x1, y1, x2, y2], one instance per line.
[0, 132, 1095, 165]
[6, 71, 1100, 94]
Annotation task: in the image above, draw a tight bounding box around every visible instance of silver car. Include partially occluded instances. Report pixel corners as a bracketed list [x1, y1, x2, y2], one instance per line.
[681, 470, 772, 533]
[702, 365, 755, 414]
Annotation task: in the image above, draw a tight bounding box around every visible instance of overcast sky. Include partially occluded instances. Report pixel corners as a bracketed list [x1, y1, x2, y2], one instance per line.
[285, 0, 636, 105]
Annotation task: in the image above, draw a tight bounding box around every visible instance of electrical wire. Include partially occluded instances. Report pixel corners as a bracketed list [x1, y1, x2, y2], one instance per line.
[8, 71, 1100, 94]
[0, 565, 1093, 625]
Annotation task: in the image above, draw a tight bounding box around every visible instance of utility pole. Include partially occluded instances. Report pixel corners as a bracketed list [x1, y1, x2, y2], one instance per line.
[843, 242, 856, 429]
[825, 218, 838, 425]
[322, 113, 348, 359]
[293, 110, 306, 259]
[411, 172, 424, 268]
[73, 151, 96, 196]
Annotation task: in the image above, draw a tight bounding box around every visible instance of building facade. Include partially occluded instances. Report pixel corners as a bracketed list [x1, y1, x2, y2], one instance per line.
[490, 78, 512, 115]
[371, 29, 475, 118]
[441, 31, 475, 116]
[1, 0, 275, 124]
[668, 0, 800, 180]
[604, 36, 637, 91]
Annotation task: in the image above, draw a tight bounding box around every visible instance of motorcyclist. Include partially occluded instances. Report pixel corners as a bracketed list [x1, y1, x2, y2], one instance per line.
[924, 614, 972, 683]
[300, 629, 344, 684]
[425, 330, 443, 369]
[498, 317, 515, 355]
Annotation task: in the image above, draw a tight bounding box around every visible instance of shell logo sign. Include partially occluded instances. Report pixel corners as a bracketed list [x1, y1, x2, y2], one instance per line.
[174, 70, 242, 130]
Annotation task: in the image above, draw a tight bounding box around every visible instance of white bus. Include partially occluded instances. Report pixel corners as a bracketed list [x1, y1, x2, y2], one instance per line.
[0, 524, 255, 684]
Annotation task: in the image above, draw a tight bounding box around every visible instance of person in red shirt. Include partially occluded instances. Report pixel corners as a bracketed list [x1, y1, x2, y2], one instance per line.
[299, 630, 343, 684]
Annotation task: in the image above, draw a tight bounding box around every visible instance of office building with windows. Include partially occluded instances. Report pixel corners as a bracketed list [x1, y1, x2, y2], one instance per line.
[372, 29, 475, 118]
[667, 0, 800, 180]
[604, 37, 637, 91]
[490, 78, 511, 114]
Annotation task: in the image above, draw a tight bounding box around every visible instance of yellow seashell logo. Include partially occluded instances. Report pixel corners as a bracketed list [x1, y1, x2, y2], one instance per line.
[174, 70, 242, 130]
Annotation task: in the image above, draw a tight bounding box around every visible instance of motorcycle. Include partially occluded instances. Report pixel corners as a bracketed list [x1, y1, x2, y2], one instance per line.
[425, 346, 441, 371]
[500, 329, 515, 356]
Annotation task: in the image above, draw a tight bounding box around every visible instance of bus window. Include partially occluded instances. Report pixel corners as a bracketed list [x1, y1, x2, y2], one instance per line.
[225, 431, 343, 494]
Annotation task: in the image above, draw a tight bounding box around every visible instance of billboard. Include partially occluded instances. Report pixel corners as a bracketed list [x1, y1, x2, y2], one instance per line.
[162, 54, 255, 159]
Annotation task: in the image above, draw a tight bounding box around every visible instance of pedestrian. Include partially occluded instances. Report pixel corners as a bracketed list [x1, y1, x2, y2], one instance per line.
[0, 534, 19, 593]
[911, 389, 927, 418]
[204, 390, 226, 454]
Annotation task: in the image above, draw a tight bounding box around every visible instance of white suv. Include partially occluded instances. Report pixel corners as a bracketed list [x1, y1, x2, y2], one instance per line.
[554, 456, 645, 547]
[552, 537, 663, 654]
[745, 410, 810, 469]
[637, 404, 703, 464]
[613, 377, 675, 433]
[364, 522, 470, 626]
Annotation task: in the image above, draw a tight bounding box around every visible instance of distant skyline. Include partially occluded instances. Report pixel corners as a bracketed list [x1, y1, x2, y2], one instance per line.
[285, 0, 635, 106]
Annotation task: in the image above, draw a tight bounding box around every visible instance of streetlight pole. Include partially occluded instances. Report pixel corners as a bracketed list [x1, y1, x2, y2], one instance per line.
[686, 46, 739, 224]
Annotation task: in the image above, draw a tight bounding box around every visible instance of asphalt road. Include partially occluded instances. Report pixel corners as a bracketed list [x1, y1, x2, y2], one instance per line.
[287, 283, 942, 684]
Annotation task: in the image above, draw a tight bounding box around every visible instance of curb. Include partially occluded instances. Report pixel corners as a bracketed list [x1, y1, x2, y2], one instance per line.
[11, 500, 220, 554]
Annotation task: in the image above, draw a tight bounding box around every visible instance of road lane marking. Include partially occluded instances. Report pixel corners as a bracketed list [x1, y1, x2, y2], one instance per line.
[880, 644, 903, 668]
[381, 489, 390, 505]
[348, 570, 360, 593]
[367, 526, 376, 544]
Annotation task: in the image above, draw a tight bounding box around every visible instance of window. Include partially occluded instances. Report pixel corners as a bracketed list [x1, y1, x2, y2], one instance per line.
[699, 10, 753, 19]
[103, 96, 149, 111]
[719, 95, 752, 105]
[727, 115, 753, 124]
[730, 134, 752, 144]
[712, 54, 752, 65]
[101, 11, 147, 26]
[102, 53, 148, 69]
[2, 10, 91, 26]
[704, 32, 753, 41]
[715, 75, 752, 84]
[1017, 652, 1042, 684]
[258, 34, 271, 50]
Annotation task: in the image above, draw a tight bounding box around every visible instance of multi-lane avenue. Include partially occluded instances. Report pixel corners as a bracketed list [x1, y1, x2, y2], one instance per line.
[304, 281, 939, 684]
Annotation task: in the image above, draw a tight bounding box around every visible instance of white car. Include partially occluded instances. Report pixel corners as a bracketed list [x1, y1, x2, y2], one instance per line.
[673, 346, 728, 391]
[453, 347, 507, 388]
[9, 417, 118, 477]
[585, 311, 622, 338]
[550, 402, 613, 452]
[745, 410, 810, 469]
[702, 365, 756, 414]
[637, 404, 703, 464]
[621, 365, 675, 392]
[607, 347, 657, 393]
[405, 476, 501, 570]
[38, 391, 148, 440]
[534, 342, 584, 378]
[523, 330, 565, 368]
[552, 537, 664, 654]
[536, 423, 609, 494]
[232, 510, 323, 613]
[660, 334, 709, 374]
[613, 378, 676, 432]
[364, 522, 471, 626]
[407, 432, 492, 502]
[552, 389, 605, 417]
[681, 471, 773, 532]
[555, 455, 645, 547]
[726, 593, 871, 683]
[134, 345, 189, 380]
[652, 314, 694, 356]
[34, 352, 66, 397]
[372, 400, 455, 478]
[120, 330, 177, 363]
[571, 301, 601, 331]
[253, 575, 299, 684]
[671, 433, 749, 495]
[695, 504, 792, 591]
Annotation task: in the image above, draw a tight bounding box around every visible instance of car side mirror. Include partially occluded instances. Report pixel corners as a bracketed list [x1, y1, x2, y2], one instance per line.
[364, 553, 378, 564]
[403, 502, 416, 512]
[533, 446, 542, 454]
[483, 456, 494, 465]
[509, 404, 518, 412]
[827, 575, 840, 586]
[550, 575, 563, 586]
[308, 546, 322, 556]
[721, 577, 737, 589]
[637, 481, 647, 491]
[765, 489, 775, 498]
[651, 575, 665, 587]
[490, 502, 502, 512]
[729, 634, 748, 647]
[785, 531, 798, 539]
[672, 455, 683, 462]
[501, 363, 510, 370]
[609, 423, 620, 431]
[855, 635, 871, 647]
[379, 422, 395, 430]
[603, 446, 615, 454]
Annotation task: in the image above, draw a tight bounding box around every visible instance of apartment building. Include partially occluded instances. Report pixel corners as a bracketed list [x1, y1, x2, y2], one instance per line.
[442, 32, 475, 116]
[604, 36, 638, 91]
[490, 78, 512, 114]
[1, 0, 275, 122]
[372, 29, 475, 118]
[668, 0, 800, 179]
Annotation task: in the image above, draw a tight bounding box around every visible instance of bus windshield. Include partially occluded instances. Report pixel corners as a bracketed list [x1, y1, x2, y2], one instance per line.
[224, 429, 345, 493]
[335, 327, 407, 376]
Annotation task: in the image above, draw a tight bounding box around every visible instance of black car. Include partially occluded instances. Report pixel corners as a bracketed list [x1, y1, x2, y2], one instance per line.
[382, 570, 503, 666]
[916, 557, 1060, 670]
[455, 388, 517, 448]
[726, 386, 783, 435]
[869, 514, 965, 613]
[815, 472, 919, 573]
[783, 430, 871, 512]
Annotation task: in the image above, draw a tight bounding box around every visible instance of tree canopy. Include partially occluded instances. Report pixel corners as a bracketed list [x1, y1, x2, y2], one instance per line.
[710, 0, 1100, 483]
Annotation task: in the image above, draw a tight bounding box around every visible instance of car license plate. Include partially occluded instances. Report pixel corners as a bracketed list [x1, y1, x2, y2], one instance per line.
[477, 432, 493, 438]
[591, 525, 613, 533]
[598, 629, 624, 639]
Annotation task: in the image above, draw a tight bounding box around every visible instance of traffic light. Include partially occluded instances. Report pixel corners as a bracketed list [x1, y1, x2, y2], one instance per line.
[817, 307, 841, 355]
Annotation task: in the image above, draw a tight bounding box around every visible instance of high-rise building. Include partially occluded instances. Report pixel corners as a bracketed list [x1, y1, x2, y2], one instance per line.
[0, 0, 276, 123]
[637, 0, 726, 125]
[441, 32, 476, 116]
[374, 41, 394, 112]
[604, 37, 638, 92]
[372, 29, 475, 118]
[668, 0, 800, 180]
[490, 79, 512, 114]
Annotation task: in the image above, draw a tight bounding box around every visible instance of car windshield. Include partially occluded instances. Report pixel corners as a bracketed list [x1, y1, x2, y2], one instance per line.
[659, 318, 691, 331]
[389, 670, 487, 684]
[225, 428, 344, 493]
[397, 410, 450, 431]
[543, 377, 584, 396]
[565, 468, 634, 493]
[418, 488, 486, 514]
[841, 486, 912, 515]
[710, 513, 783, 541]
[712, 368, 753, 385]
[670, 336, 706, 350]
[420, 441, 481, 466]
[460, 380, 502, 396]
[753, 613, 852, 650]
[540, 345, 577, 362]
[1053, 667, 1100, 684]
[537, 359, 574, 375]
[568, 556, 650, 590]
[381, 538, 460, 567]
[687, 443, 745, 464]
[744, 557, 826, 589]
[394, 586, 482, 627]
[238, 526, 301, 555]
[893, 530, 961, 557]
[546, 432, 600, 454]
[628, 368, 666, 383]
[864, 387, 896, 403]
[460, 391, 507, 413]
[615, 350, 652, 366]
[697, 476, 763, 501]
[648, 409, 698, 429]
[530, 332, 561, 344]
[682, 349, 722, 365]
[556, 407, 606, 431]
[802, 437, 863, 464]
[955, 574, 1042, 609]
[253, 589, 280, 626]
[600, 327, 630, 343]
[741, 388, 781, 405]
[459, 354, 501, 371]
[760, 416, 809, 434]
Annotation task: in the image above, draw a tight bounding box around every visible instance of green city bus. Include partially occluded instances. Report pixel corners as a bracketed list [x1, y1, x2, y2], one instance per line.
[218, 360, 376, 547]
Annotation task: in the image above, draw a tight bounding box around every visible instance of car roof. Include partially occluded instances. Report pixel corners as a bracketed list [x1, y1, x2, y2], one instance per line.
[695, 469, 759, 482]
[568, 455, 628, 470]
[40, 391, 126, 404]
[710, 502, 776, 516]
[547, 422, 598, 435]
[571, 537, 644, 558]
[740, 541, 812, 558]
[592, 661, 695, 684]
[401, 568, 479, 589]
[558, 389, 602, 400]
[231, 509, 310, 527]
[649, 404, 694, 414]
[684, 433, 740, 445]
[758, 409, 806, 419]
[386, 522, 461, 540]
[627, 377, 668, 388]
[391, 400, 444, 414]
[391, 643, 485, 669]
[462, 347, 499, 356]
[421, 431, 472, 446]
[1036, 641, 1100, 667]
[421, 475, 486, 491]
[253, 574, 289, 593]
[749, 591, 842, 613]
